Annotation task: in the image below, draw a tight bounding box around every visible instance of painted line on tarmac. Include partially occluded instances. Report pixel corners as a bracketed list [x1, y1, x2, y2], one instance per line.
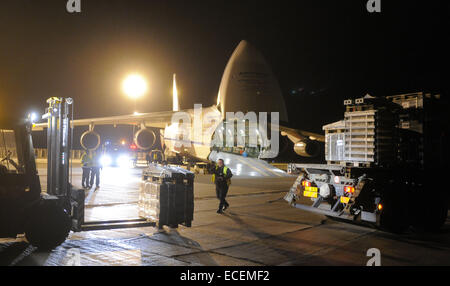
[85, 188, 98, 205]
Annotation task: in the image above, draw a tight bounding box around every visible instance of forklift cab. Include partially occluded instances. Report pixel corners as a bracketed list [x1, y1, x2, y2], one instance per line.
[0, 99, 84, 250]
[0, 119, 42, 238]
[0, 119, 41, 230]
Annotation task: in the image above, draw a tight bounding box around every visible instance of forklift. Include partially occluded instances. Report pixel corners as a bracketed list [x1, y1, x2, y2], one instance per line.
[0, 97, 84, 249]
[1, 97, 157, 249]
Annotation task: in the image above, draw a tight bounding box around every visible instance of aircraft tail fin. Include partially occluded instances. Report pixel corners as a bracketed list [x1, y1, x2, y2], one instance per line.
[172, 73, 179, 112]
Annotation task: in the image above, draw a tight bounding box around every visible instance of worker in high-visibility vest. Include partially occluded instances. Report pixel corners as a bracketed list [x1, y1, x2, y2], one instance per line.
[81, 149, 92, 189]
[90, 150, 101, 190]
[211, 159, 233, 213]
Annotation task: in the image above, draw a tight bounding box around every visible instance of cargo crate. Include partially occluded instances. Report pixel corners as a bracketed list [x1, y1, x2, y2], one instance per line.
[139, 164, 194, 228]
[324, 95, 399, 167]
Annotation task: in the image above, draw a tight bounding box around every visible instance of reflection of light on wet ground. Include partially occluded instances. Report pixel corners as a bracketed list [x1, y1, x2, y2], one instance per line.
[81, 249, 142, 266]
[86, 204, 139, 222]
[101, 167, 140, 187]
[235, 163, 242, 176]
[84, 167, 143, 222]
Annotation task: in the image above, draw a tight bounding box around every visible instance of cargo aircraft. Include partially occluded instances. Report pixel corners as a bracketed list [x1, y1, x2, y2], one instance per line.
[34, 41, 324, 177]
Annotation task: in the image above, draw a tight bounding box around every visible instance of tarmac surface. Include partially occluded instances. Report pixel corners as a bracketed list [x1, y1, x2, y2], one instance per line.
[0, 164, 449, 266]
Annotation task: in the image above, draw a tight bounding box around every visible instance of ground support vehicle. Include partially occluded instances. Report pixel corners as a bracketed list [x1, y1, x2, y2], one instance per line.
[285, 93, 449, 232]
[0, 98, 85, 249]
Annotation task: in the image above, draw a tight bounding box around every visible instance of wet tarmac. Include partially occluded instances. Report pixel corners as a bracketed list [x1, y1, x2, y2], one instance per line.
[1, 165, 449, 266]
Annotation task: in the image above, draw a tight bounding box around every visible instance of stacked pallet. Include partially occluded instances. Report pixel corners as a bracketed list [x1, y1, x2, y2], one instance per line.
[324, 95, 399, 167]
[323, 120, 345, 163]
[324, 92, 441, 169]
[139, 164, 194, 229]
[388, 93, 425, 168]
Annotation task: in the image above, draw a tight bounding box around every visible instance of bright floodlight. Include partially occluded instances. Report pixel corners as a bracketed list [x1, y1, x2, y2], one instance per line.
[122, 74, 148, 99]
[28, 112, 38, 123]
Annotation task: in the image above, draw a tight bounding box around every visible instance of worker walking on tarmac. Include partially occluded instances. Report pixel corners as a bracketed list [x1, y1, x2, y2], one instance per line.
[146, 152, 151, 166]
[81, 150, 92, 189]
[90, 150, 101, 190]
[211, 159, 233, 214]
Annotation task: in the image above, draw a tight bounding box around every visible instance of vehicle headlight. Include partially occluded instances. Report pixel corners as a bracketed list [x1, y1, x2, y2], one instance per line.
[100, 155, 112, 167]
[117, 154, 131, 168]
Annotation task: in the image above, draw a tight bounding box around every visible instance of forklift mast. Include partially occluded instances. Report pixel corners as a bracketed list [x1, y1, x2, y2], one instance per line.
[43, 97, 73, 197]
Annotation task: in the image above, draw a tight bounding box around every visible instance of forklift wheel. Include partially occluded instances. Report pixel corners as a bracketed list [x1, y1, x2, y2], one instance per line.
[25, 200, 71, 250]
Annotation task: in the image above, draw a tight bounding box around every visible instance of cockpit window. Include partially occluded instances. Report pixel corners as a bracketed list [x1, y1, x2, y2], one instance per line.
[0, 129, 22, 174]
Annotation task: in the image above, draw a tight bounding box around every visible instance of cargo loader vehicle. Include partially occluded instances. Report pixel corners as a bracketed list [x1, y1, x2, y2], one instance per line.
[284, 92, 449, 232]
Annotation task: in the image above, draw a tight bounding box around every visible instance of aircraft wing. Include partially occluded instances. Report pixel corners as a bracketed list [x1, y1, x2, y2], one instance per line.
[32, 107, 325, 145]
[279, 125, 325, 143]
[32, 110, 179, 131]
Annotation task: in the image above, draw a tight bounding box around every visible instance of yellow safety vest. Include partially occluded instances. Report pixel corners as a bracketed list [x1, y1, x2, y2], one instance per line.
[211, 166, 231, 186]
[81, 153, 92, 167]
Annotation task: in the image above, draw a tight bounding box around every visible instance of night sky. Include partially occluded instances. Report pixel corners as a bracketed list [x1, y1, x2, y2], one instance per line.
[0, 1, 449, 133]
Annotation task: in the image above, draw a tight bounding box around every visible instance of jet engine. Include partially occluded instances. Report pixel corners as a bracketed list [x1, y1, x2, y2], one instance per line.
[293, 139, 320, 157]
[80, 130, 101, 150]
[133, 128, 156, 150]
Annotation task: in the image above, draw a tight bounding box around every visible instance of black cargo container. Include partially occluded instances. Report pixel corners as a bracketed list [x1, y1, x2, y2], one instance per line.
[139, 164, 194, 229]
